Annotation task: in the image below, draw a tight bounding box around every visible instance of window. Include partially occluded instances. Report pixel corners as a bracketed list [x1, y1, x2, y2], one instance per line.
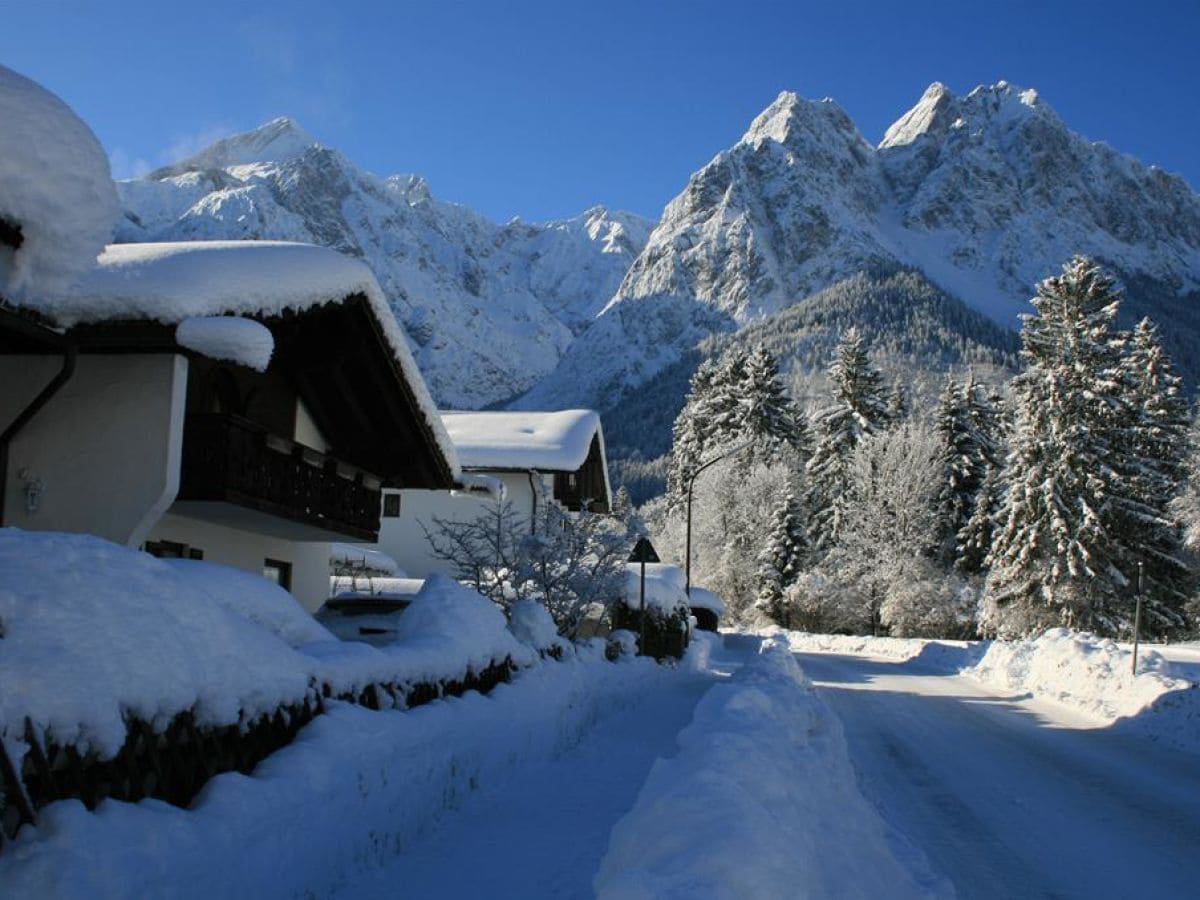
[263, 558, 293, 592]
[144, 540, 203, 560]
[382, 492, 401, 518]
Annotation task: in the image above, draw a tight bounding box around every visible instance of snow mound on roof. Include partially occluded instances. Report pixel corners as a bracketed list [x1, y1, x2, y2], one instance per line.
[594, 639, 950, 898]
[175, 315, 274, 371]
[620, 563, 690, 613]
[0, 65, 119, 304]
[330, 542, 401, 576]
[687, 586, 725, 615]
[440, 409, 601, 472]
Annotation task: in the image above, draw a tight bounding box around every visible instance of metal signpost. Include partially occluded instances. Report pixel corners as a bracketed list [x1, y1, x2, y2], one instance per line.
[628, 536, 660, 655]
[1131, 560, 1145, 676]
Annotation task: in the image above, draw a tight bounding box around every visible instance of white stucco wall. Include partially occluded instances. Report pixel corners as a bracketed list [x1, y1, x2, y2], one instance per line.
[2, 353, 186, 546]
[147, 511, 332, 612]
[375, 472, 550, 579]
[294, 398, 329, 452]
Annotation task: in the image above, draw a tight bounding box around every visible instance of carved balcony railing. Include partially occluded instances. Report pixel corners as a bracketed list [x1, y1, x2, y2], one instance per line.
[178, 413, 382, 540]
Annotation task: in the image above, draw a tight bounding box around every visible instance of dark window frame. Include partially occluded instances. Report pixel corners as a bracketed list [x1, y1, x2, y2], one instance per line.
[263, 558, 293, 592]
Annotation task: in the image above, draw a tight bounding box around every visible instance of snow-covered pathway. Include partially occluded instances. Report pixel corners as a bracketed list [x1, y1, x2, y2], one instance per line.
[800, 652, 1200, 899]
[330, 663, 723, 900]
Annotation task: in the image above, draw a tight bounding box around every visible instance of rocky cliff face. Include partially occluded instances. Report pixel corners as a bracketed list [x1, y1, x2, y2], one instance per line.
[518, 82, 1200, 410]
[116, 118, 651, 408]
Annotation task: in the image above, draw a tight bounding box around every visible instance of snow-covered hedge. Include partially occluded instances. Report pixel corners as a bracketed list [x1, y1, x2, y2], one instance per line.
[593, 639, 948, 898]
[0, 653, 670, 898]
[0, 530, 532, 766]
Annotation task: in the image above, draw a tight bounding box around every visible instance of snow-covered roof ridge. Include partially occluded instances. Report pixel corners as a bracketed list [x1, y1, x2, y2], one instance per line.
[439, 409, 603, 472]
[0, 64, 119, 305]
[26, 239, 460, 479]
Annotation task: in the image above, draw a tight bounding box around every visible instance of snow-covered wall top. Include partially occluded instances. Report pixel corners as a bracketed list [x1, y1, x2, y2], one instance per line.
[29, 240, 460, 478]
[0, 65, 119, 305]
[440, 409, 602, 473]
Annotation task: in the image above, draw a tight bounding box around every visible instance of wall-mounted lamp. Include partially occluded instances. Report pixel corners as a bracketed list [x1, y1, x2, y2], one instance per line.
[17, 468, 44, 513]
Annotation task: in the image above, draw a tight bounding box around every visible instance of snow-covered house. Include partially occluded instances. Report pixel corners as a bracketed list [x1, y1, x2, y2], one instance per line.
[1, 242, 460, 611]
[376, 409, 612, 578]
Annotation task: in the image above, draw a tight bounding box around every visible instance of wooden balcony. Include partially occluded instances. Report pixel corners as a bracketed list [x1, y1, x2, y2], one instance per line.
[178, 413, 382, 541]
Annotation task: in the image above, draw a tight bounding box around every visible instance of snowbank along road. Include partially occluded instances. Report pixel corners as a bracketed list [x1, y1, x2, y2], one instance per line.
[799, 651, 1200, 899]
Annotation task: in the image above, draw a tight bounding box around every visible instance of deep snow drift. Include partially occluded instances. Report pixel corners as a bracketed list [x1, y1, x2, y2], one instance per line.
[778, 627, 1200, 752]
[594, 639, 948, 899]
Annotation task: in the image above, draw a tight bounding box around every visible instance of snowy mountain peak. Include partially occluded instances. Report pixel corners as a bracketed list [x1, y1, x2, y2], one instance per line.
[154, 117, 320, 177]
[740, 90, 862, 150]
[881, 80, 1054, 150]
[880, 82, 957, 148]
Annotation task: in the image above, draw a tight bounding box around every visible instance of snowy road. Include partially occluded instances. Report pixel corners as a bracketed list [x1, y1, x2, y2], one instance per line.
[330, 665, 721, 900]
[800, 652, 1200, 900]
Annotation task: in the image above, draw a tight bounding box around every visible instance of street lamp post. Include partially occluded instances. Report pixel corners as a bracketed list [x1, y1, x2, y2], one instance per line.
[684, 441, 754, 597]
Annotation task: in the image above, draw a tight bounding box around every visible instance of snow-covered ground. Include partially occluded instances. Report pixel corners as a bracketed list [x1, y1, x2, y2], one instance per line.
[776, 627, 1200, 752]
[799, 649, 1200, 899]
[2, 632, 945, 899]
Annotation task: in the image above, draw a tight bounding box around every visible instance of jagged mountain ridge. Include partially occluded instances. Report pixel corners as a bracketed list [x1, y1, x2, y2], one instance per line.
[517, 81, 1200, 412]
[116, 117, 652, 407]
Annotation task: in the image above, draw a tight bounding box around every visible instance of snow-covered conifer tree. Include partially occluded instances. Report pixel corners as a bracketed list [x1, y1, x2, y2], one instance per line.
[739, 345, 810, 464]
[1113, 318, 1193, 622]
[805, 328, 890, 548]
[754, 493, 809, 626]
[983, 257, 1186, 638]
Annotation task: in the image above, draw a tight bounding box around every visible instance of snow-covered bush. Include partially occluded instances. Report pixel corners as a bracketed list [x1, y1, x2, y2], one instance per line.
[508, 598, 568, 657]
[424, 498, 631, 635]
[0, 65, 119, 304]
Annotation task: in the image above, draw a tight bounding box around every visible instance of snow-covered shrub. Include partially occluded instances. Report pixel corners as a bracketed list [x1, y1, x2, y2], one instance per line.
[508, 598, 568, 657]
[424, 498, 630, 635]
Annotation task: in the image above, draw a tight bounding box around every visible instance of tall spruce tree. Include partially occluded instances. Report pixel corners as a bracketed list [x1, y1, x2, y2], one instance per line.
[983, 257, 1186, 638]
[668, 346, 806, 505]
[806, 328, 891, 549]
[935, 373, 1002, 567]
[1111, 318, 1193, 628]
[754, 493, 809, 626]
[739, 345, 810, 463]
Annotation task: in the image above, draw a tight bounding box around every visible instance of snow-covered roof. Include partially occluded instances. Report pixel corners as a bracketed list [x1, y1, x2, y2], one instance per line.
[16, 240, 461, 480]
[329, 543, 401, 576]
[620, 563, 691, 613]
[687, 586, 726, 616]
[0, 65, 119, 305]
[439, 409, 604, 473]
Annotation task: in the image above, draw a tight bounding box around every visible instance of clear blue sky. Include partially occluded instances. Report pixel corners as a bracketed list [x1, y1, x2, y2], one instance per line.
[4, 0, 1198, 223]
